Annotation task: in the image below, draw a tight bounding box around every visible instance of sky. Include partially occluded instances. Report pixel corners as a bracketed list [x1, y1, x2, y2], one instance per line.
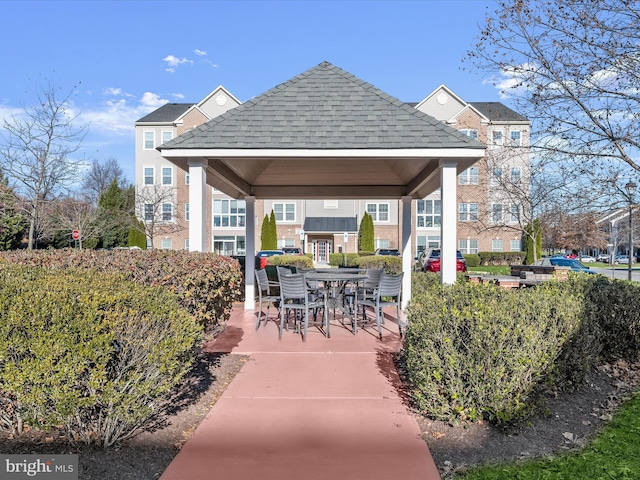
[1, 0, 503, 184]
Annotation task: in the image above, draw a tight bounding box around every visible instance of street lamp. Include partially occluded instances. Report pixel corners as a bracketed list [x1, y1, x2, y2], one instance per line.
[625, 181, 636, 281]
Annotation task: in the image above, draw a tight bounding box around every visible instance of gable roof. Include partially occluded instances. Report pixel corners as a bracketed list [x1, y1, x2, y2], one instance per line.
[136, 103, 194, 124]
[161, 61, 483, 151]
[469, 102, 528, 122]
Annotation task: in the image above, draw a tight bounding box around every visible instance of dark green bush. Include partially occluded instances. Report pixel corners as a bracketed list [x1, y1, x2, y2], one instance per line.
[0, 249, 242, 333]
[269, 254, 314, 269]
[479, 251, 525, 266]
[0, 265, 202, 446]
[401, 280, 583, 425]
[463, 254, 481, 268]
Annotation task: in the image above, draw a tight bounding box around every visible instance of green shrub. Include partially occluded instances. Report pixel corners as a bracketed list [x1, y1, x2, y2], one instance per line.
[478, 251, 525, 266]
[328, 252, 360, 267]
[401, 280, 583, 425]
[0, 249, 242, 333]
[268, 254, 314, 269]
[463, 254, 481, 268]
[355, 255, 402, 274]
[0, 265, 202, 446]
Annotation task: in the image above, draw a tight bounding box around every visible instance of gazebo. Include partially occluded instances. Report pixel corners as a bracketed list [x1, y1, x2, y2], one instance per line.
[159, 61, 485, 310]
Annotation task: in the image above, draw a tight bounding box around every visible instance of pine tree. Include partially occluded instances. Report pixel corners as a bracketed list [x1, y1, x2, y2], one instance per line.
[359, 212, 375, 253]
[269, 210, 278, 249]
[97, 179, 130, 248]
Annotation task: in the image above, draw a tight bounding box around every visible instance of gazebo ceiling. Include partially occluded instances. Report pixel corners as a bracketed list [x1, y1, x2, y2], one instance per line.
[160, 62, 485, 199]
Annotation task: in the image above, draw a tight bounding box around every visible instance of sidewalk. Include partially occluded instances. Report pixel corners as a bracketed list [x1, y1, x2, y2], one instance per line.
[159, 306, 442, 480]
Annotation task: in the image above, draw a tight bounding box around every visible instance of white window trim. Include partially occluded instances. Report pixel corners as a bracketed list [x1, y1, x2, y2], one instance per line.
[510, 130, 522, 147]
[459, 202, 479, 222]
[491, 203, 504, 223]
[367, 202, 390, 223]
[161, 130, 173, 145]
[143, 131, 155, 150]
[273, 202, 297, 223]
[185, 203, 190, 222]
[161, 166, 174, 186]
[458, 167, 479, 185]
[161, 202, 174, 223]
[143, 166, 155, 186]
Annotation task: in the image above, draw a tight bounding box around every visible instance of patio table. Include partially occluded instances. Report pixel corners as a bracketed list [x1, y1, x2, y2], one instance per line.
[304, 271, 368, 334]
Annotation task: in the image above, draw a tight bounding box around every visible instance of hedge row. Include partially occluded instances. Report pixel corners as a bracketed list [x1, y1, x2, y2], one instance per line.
[402, 274, 640, 426]
[0, 265, 203, 447]
[478, 251, 526, 265]
[0, 249, 243, 333]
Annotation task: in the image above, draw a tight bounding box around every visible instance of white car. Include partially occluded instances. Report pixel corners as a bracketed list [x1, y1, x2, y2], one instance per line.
[579, 255, 597, 263]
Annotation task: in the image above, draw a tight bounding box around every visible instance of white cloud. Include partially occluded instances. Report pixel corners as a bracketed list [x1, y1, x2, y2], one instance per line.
[141, 91, 169, 108]
[163, 54, 193, 73]
[194, 49, 207, 56]
[171, 93, 185, 99]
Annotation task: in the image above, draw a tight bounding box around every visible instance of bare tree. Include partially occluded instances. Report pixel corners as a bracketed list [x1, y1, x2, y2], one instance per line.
[0, 82, 87, 249]
[82, 157, 126, 205]
[468, 0, 640, 177]
[52, 195, 102, 249]
[134, 185, 185, 248]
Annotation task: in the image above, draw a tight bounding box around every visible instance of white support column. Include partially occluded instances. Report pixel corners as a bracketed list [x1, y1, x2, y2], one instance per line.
[401, 196, 413, 309]
[244, 196, 256, 310]
[188, 159, 207, 252]
[440, 160, 458, 284]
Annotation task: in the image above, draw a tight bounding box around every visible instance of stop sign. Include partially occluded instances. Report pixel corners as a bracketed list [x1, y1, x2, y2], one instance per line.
[72, 229, 80, 240]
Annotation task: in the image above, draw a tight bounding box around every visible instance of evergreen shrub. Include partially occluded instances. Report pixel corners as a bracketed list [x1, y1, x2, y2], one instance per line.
[0, 266, 202, 446]
[356, 255, 402, 274]
[0, 249, 242, 333]
[463, 253, 481, 267]
[401, 279, 584, 425]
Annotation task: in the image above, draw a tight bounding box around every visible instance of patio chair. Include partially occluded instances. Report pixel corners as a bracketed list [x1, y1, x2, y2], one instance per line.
[255, 268, 280, 330]
[278, 273, 328, 341]
[358, 272, 404, 339]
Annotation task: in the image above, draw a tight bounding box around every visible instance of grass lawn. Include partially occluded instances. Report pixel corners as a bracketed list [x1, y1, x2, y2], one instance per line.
[467, 265, 511, 275]
[455, 392, 640, 479]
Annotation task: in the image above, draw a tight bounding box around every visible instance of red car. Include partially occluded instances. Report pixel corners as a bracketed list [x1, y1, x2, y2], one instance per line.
[423, 249, 467, 273]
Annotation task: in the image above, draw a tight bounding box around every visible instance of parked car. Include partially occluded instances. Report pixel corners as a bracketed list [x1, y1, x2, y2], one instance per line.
[255, 250, 284, 269]
[613, 255, 635, 265]
[578, 255, 597, 263]
[282, 247, 302, 255]
[422, 249, 467, 273]
[596, 253, 611, 263]
[534, 257, 597, 274]
[374, 248, 401, 256]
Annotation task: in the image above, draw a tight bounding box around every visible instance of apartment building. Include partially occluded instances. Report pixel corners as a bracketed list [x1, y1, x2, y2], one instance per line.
[135, 81, 529, 260]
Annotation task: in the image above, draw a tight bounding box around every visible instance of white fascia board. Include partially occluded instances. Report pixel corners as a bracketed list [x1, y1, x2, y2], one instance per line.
[159, 148, 485, 159]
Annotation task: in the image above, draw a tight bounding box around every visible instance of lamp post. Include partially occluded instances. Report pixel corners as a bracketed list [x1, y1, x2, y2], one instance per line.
[625, 181, 636, 281]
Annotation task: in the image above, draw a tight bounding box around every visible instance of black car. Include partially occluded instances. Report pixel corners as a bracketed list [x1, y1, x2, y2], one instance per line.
[374, 248, 401, 256]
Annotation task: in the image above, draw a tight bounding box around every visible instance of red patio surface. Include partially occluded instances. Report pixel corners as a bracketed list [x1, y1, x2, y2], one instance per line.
[159, 305, 442, 480]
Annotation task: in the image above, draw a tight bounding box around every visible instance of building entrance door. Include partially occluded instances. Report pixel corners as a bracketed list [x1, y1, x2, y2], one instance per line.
[314, 240, 332, 263]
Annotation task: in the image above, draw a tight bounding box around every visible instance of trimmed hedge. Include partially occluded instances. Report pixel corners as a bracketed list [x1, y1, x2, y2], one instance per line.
[402, 273, 640, 427]
[0, 265, 202, 446]
[463, 253, 481, 268]
[0, 249, 242, 333]
[479, 251, 525, 266]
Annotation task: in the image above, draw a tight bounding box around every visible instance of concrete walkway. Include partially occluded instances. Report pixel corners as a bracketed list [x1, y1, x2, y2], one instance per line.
[159, 306, 441, 480]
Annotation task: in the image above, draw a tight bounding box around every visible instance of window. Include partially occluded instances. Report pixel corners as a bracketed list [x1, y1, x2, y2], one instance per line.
[162, 167, 173, 186]
[416, 199, 441, 227]
[324, 200, 338, 209]
[144, 131, 154, 150]
[185, 173, 190, 185]
[273, 202, 296, 222]
[458, 167, 479, 185]
[492, 239, 503, 252]
[185, 203, 190, 221]
[374, 239, 390, 249]
[459, 239, 478, 254]
[162, 203, 173, 222]
[490, 167, 502, 186]
[510, 203, 520, 222]
[510, 130, 522, 146]
[161, 238, 172, 250]
[144, 204, 153, 222]
[185, 239, 190, 250]
[144, 167, 154, 185]
[459, 203, 479, 222]
[213, 199, 246, 227]
[491, 204, 503, 223]
[213, 235, 245, 255]
[367, 203, 389, 222]
[459, 128, 479, 139]
[161, 131, 173, 144]
[492, 130, 503, 146]
[511, 167, 522, 184]
[510, 239, 522, 251]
